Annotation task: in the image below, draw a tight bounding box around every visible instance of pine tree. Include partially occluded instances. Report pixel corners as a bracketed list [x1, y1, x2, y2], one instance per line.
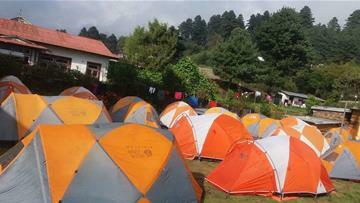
[220, 10, 238, 39]
[179, 18, 193, 39]
[327, 17, 341, 31]
[345, 10, 360, 30]
[87, 26, 100, 40]
[192, 15, 207, 45]
[237, 14, 245, 29]
[256, 8, 311, 76]
[300, 6, 314, 28]
[79, 27, 88, 37]
[208, 14, 222, 35]
[211, 28, 259, 83]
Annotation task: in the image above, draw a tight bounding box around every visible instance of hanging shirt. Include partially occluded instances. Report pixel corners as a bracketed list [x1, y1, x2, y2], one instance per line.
[188, 96, 199, 108]
[174, 92, 183, 100]
[209, 100, 217, 108]
[149, 86, 156, 94]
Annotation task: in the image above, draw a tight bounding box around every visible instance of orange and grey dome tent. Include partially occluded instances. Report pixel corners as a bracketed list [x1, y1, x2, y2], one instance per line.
[205, 107, 240, 120]
[60, 86, 98, 100]
[111, 96, 161, 128]
[0, 75, 31, 103]
[273, 116, 330, 157]
[206, 135, 334, 198]
[0, 93, 111, 141]
[170, 113, 253, 160]
[322, 140, 360, 181]
[325, 127, 353, 148]
[322, 127, 360, 180]
[241, 113, 280, 139]
[0, 123, 202, 202]
[160, 101, 197, 128]
[241, 113, 266, 125]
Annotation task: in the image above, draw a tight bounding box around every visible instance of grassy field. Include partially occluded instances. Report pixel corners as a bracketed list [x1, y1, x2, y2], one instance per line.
[187, 160, 360, 203]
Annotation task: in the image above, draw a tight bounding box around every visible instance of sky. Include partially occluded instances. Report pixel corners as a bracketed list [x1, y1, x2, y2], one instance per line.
[0, 0, 359, 37]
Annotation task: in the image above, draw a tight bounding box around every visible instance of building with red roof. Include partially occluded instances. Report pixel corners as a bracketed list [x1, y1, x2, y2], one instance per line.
[0, 16, 119, 81]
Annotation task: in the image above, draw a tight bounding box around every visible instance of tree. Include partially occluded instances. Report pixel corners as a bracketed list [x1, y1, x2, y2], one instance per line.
[211, 28, 259, 83]
[307, 24, 341, 63]
[299, 6, 314, 28]
[79, 27, 88, 37]
[237, 14, 245, 29]
[328, 17, 341, 31]
[305, 96, 320, 114]
[247, 11, 270, 37]
[296, 62, 360, 99]
[107, 60, 138, 86]
[179, 18, 193, 39]
[192, 15, 207, 45]
[255, 8, 311, 76]
[124, 19, 178, 70]
[105, 34, 118, 53]
[78, 26, 119, 53]
[117, 36, 127, 53]
[87, 26, 100, 40]
[220, 10, 239, 39]
[263, 10, 270, 20]
[99, 33, 107, 43]
[247, 14, 259, 36]
[343, 10, 360, 62]
[79, 26, 101, 40]
[208, 14, 222, 35]
[345, 10, 360, 30]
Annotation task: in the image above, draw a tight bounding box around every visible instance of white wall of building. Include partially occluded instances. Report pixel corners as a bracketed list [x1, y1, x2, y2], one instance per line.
[278, 92, 289, 104]
[44, 45, 110, 81]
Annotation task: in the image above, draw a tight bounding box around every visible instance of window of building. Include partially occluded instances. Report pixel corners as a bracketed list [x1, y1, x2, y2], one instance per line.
[0, 42, 31, 64]
[38, 53, 72, 69]
[86, 62, 101, 79]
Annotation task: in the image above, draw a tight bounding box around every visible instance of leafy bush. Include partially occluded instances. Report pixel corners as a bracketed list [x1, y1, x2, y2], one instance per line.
[107, 60, 138, 86]
[190, 50, 212, 66]
[305, 96, 321, 115]
[138, 69, 164, 87]
[260, 102, 272, 117]
[163, 57, 216, 98]
[0, 55, 25, 78]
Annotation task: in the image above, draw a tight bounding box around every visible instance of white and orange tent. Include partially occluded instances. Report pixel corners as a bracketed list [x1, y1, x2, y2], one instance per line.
[60, 86, 98, 100]
[206, 135, 334, 198]
[205, 107, 239, 120]
[0, 75, 31, 103]
[160, 101, 197, 128]
[273, 116, 330, 157]
[241, 113, 280, 139]
[170, 114, 252, 160]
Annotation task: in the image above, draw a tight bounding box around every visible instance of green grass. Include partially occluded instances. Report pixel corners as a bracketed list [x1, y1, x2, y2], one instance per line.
[187, 160, 360, 203]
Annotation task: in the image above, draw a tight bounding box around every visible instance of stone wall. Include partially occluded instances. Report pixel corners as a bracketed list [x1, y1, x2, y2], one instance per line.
[312, 110, 351, 123]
